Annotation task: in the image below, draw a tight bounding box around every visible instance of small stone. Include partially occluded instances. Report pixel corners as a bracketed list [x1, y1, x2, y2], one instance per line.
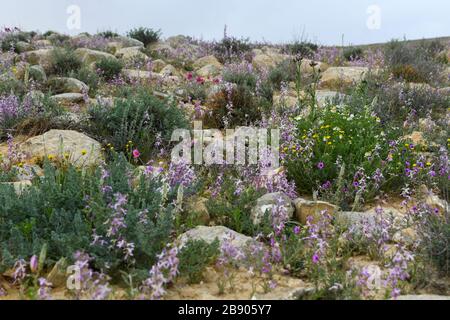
[294, 198, 337, 224]
[251, 192, 294, 225]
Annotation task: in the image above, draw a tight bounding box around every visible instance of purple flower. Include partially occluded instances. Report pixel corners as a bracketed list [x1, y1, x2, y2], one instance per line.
[312, 253, 320, 264]
[317, 162, 325, 170]
[30, 255, 38, 273]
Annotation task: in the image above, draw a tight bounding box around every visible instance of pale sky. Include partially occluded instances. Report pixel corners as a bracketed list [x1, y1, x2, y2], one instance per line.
[0, 0, 449, 45]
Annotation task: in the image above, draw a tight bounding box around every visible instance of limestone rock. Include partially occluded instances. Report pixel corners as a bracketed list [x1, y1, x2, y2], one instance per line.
[115, 46, 149, 64]
[184, 196, 210, 225]
[294, 198, 338, 224]
[178, 226, 256, 250]
[22, 49, 54, 72]
[75, 48, 117, 65]
[20, 130, 102, 167]
[50, 93, 85, 105]
[48, 77, 89, 94]
[319, 67, 369, 89]
[251, 192, 294, 225]
[196, 64, 222, 78]
[193, 55, 222, 70]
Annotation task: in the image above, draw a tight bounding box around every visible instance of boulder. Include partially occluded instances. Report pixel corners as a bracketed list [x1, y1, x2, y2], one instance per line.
[196, 64, 222, 78]
[316, 90, 345, 107]
[74, 48, 117, 65]
[22, 49, 54, 72]
[20, 130, 103, 167]
[252, 51, 289, 70]
[402, 131, 426, 146]
[251, 192, 295, 225]
[0, 181, 32, 195]
[50, 93, 85, 105]
[48, 77, 89, 94]
[15, 41, 33, 53]
[193, 55, 222, 70]
[294, 198, 338, 224]
[319, 67, 369, 89]
[28, 65, 47, 82]
[151, 59, 167, 73]
[115, 46, 149, 64]
[33, 39, 53, 49]
[178, 226, 256, 250]
[160, 64, 180, 77]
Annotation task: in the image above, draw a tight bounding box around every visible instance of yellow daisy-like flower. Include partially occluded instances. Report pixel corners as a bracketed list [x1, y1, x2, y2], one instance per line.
[81, 149, 87, 156]
[426, 162, 432, 166]
[47, 154, 55, 161]
[64, 153, 70, 159]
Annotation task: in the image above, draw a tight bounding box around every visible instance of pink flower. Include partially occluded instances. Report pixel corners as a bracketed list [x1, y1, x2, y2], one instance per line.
[317, 162, 325, 170]
[132, 149, 141, 159]
[186, 72, 193, 80]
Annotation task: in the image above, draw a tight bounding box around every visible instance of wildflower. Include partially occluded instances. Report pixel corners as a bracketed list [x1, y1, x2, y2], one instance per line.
[293, 226, 301, 235]
[317, 162, 325, 170]
[132, 149, 141, 159]
[312, 253, 320, 264]
[47, 154, 55, 161]
[37, 278, 53, 300]
[30, 255, 38, 273]
[81, 149, 87, 156]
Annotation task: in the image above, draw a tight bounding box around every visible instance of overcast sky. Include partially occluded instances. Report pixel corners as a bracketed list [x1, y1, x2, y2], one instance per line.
[1, 0, 449, 45]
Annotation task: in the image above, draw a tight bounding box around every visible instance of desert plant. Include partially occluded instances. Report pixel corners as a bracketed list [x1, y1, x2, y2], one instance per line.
[343, 47, 364, 61]
[95, 57, 123, 81]
[87, 88, 188, 160]
[178, 239, 220, 284]
[285, 41, 318, 58]
[49, 47, 82, 76]
[127, 27, 161, 46]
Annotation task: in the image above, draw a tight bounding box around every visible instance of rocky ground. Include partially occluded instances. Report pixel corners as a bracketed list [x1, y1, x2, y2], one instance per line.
[0, 28, 449, 300]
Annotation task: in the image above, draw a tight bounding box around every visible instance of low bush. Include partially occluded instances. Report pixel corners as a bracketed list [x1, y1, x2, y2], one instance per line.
[178, 239, 220, 284]
[343, 47, 364, 61]
[49, 47, 82, 76]
[285, 104, 412, 208]
[285, 41, 318, 58]
[205, 84, 270, 129]
[0, 154, 174, 281]
[87, 88, 188, 160]
[95, 57, 123, 81]
[213, 36, 252, 63]
[127, 27, 161, 46]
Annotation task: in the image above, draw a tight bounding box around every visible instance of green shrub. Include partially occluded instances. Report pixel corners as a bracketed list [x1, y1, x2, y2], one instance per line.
[341, 72, 450, 125]
[343, 47, 364, 61]
[384, 40, 445, 85]
[178, 239, 220, 284]
[97, 30, 119, 39]
[206, 175, 265, 236]
[127, 27, 161, 46]
[87, 88, 188, 160]
[49, 47, 82, 76]
[213, 36, 252, 63]
[285, 41, 318, 58]
[69, 66, 100, 96]
[285, 104, 412, 208]
[1, 31, 30, 52]
[205, 85, 270, 129]
[95, 57, 123, 81]
[0, 155, 174, 280]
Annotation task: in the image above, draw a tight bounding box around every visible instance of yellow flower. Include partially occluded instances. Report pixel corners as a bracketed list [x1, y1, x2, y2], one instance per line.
[18, 162, 24, 168]
[327, 142, 332, 145]
[405, 144, 410, 148]
[426, 162, 432, 166]
[64, 153, 70, 159]
[81, 149, 87, 156]
[47, 154, 55, 161]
